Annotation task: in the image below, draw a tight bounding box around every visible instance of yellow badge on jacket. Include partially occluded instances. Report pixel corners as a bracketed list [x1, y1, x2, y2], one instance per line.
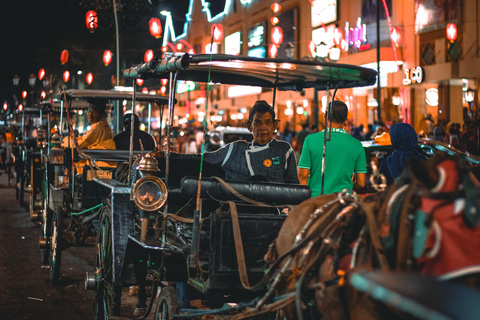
[263, 159, 272, 167]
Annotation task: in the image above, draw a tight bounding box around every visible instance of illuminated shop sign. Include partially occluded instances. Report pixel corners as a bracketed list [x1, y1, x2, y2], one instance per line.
[311, 0, 338, 28]
[177, 80, 196, 94]
[312, 17, 368, 53]
[228, 85, 262, 98]
[425, 88, 438, 106]
[403, 66, 424, 85]
[248, 47, 266, 58]
[248, 22, 266, 48]
[225, 31, 242, 55]
[344, 18, 367, 50]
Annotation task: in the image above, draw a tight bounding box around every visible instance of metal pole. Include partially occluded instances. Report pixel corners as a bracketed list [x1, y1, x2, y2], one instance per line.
[376, 0, 382, 122]
[148, 102, 152, 134]
[113, 0, 120, 133]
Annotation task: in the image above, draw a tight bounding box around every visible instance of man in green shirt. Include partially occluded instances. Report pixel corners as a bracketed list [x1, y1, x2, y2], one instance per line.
[298, 101, 366, 197]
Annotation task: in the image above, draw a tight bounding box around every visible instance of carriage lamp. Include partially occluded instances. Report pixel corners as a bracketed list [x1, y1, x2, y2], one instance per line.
[36, 128, 46, 149]
[133, 154, 167, 211]
[49, 131, 64, 165]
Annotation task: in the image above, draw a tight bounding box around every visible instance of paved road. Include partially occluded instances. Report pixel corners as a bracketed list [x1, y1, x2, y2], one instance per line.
[0, 172, 95, 320]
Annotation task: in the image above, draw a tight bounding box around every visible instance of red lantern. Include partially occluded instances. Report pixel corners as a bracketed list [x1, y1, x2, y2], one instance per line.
[18, 104, 23, 112]
[40, 91, 47, 99]
[161, 79, 168, 86]
[160, 86, 167, 95]
[446, 23, 457, 42]
[391, 26, 401, 47]
[149, 18, 162, 38]
[211, 24, 224, 43]
[2, 103, 7, 111]
[271, 3, 281, 13]
[271, 26, 283, 45]
[136, 79, 144, 86]
[86, 10, 98, 32]
[142, 87, 149, 94]
[269, 44, 278, 58]
[333, 28, 343, 47]
[63, 71, 70, 82]
[103, 50, 112, 66]
[144, 49, 154, 63]
[22, 91, 27, 99]
[270, 17, 279, 26]
[161, 45, 168, 53]
[60, 50, 69, 65]
[86, 73, 93, 85]
[38, 68, 45, 81]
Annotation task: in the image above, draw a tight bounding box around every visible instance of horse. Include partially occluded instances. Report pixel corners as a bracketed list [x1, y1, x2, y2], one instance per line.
[260, 152, 480, 320]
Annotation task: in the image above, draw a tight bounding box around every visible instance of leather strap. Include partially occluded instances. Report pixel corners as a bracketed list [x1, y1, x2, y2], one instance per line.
[213, 177, 272, 207]
[361, 199, 390, 271]
[228, 200, 252, 290]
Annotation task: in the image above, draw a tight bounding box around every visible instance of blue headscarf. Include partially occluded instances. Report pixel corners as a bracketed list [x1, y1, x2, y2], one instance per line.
[386, 122, 419, 179]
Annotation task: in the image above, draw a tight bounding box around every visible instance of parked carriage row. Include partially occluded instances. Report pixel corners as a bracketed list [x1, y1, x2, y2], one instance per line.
[13, 53, 480, 320]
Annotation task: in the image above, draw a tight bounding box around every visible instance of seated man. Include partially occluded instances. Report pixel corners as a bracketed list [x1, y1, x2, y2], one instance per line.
[168, 100, 299, 184]
[114, 113, 156, 151]
[62, 98, 115, 150]
[62, 98, 116, 173]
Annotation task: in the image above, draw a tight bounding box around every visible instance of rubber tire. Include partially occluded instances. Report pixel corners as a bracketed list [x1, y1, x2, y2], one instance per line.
[94, 209, 119, 319]
[49, 206, 63, 283]
[155, 286, 180, 320]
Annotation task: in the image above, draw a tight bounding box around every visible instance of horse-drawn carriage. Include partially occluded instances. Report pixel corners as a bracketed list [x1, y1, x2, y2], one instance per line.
[38, 89, 169, 282]
[82, 53, 381, 319]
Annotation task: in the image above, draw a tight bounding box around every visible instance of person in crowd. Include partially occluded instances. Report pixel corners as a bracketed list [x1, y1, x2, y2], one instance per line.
[351, 125, 365, 141]
[170, 100, 299, 183]
[379, 122, 427, 185]
[281, 121, 295, 144]
[431, 126, 445, 143]
[184, 133, 198, 154]
[62, 98, 115, 149]
[298, 100, 366, 197]
[365, 123, 375, 140]
[461, 121, 479, 154]
[296, 123, 310, 152]
[445, 122, 461, 149]
[114, 113, 156, 151]
[203, 134, 220, 152]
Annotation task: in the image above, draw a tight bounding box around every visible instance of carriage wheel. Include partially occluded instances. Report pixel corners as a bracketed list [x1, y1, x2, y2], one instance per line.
[94, 208, 121, 319]
[49, 206, 63, 283]
[155, 286, 179, 320]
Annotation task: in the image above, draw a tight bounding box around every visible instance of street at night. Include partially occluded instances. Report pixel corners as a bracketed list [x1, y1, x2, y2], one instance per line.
[0, 173, 94, 320]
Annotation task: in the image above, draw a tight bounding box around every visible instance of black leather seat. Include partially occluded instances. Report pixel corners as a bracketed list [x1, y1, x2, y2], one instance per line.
[180, 176, 311, 206]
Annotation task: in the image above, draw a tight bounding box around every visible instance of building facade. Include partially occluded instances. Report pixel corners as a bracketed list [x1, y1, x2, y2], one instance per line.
[159, 0, 479, 135]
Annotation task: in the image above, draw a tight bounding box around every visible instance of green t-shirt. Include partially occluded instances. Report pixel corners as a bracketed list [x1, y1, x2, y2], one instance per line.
[298, 128, 367, 197]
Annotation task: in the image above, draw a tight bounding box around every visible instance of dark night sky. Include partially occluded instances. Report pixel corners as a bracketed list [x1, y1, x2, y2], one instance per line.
[0, 0, 208, 106]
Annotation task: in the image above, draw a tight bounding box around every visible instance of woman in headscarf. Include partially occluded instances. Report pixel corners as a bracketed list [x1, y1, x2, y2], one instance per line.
[379, 122, 427, 184]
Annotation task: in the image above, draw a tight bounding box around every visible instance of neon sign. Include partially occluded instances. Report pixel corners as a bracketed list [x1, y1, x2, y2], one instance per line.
[403, 66, 424, 85]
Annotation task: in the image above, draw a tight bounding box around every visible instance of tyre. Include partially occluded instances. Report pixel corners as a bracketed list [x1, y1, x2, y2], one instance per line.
[94, 208, 121, 319]
[49, 206, 63, 283]
[155, 286, 180, 320]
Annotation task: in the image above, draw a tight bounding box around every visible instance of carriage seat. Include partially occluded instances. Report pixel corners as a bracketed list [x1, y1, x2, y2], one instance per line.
[180, 176, 311, 206]
[75, 149, 152, 162]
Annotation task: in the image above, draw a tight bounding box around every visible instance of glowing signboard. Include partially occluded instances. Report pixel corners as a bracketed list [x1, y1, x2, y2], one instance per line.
[311, 0, 338, 28]
[225, 31, 242, 55]
[403, 66, 424, 85]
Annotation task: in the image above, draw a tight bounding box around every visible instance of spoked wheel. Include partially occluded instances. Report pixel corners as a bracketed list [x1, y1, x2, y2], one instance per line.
[48, 206, 63, 283]
[94, 208, 121, 319]
[155, 286, 179, 320]
[40, 205, 52, 265]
